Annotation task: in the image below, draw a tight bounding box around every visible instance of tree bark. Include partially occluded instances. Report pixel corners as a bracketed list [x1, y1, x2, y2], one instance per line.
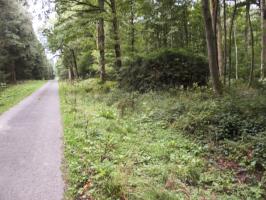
[10, 61, 16, 84]
[110, 0, 122, 70]
[210, 0, 217, 36]
[68, 65, 75, 81]
[248, 4, 255, 87]
[97, 0, 106, 82]
[183, 5, 189, 47]
[234, 24, 238, 80]
[245, 4, 250, 48]
[223, 0, 227, 84]
[217, 4, 224, 77]
[71, 49, 79, 78]
[228, 0, 237, 87]
[202, 0, 222, 95]
[130, 0, 135, 58]
[261, 0, 266, 80]
[210, 0, 224, 78]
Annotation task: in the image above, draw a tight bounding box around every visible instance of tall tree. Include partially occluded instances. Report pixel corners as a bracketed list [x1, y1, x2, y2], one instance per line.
[97, 0, 106, 82]
[248, 3, 255, 87]
[223, 0, 227, 84]
[217, 3, 224, 77]
[0, 0, 52, 83]
[109, 0, 122, 70]
[130, 0, 135, 58]
[228, 0, 237, 86]
[261, 0, 266, 80]
[210, 0, 224, 78]
[234, 23, 238, 80]
[202, 0, 223, 95]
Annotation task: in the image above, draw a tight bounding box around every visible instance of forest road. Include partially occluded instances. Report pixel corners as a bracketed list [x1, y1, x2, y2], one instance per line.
[0, 81, 64, 200]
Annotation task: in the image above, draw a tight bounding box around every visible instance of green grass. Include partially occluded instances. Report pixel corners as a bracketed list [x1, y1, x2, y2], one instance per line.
[60, 79, 266, 200]
[0, 81, 46, 114]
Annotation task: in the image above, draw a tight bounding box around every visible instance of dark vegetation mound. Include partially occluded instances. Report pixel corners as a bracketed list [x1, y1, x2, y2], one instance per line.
[119, 49, 209, 92]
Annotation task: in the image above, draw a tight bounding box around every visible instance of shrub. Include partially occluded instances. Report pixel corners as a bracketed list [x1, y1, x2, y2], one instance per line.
[119, 49, 209, 92]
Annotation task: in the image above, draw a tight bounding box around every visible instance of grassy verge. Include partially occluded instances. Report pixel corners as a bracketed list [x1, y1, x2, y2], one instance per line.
[0, 81, 46, 114]
[60, 79, 266, 200]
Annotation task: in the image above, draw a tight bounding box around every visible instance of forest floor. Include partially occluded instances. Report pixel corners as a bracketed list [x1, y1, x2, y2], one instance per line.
[60, 79, 266, 200]
[0, 80, 46, 114]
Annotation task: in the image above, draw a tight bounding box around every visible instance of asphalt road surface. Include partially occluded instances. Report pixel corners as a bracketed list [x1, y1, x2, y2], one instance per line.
[0, 81, 64, 200]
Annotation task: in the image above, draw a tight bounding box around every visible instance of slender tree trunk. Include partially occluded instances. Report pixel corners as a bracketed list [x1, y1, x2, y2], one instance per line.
[156, 30, 160, 49]
[248, 4, 255, 87]
[261, 0, 266, 80]
[223, 0, 227, 84]
[71, 49, 79, 78]
[228, 0, 237, 87]
[234, 23, 238, 80]
[130, 0, 135, 57]
[210, 0, 217, 63]
[68, 65, 75, 81]
[183, 5, 189, 47]
[10, 61, 16, 84]
[163, 26, 168, 48]
[210, 0, 217, 36]
[210, 0, 224, 78]
[217, 6, 224, 77]
[245, 4, 250, 48]
[110, 0, 122, 70]
[97, 0, 106, 82]
[202, 0, 222, 95]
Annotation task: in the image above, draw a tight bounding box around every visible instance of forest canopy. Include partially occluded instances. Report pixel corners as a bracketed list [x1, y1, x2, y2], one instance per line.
[46, 0, 266, 95]
[0, 0, 53, 83]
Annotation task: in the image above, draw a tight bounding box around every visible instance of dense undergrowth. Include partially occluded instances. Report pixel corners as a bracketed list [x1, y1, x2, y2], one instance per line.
[60, 79, 266, 200]
[119, 49, 209, 92]
[0, 81, 45, 113]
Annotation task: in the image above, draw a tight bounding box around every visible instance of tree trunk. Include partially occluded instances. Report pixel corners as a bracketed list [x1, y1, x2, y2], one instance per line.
[110, 0, 122, 70]
[217, 5, 224, 77]
[163, 26, 168, 48]
[183, 5, 189, 47]
[261, 0, 266, 80]
[223, 0, 227, 84]
[69, 65, 75, 81]
[130, 0, 135, 58]
[210, 0, 217, 36]
[202, 0, 222, 95]
[234, 24, 238, 80]
[210, 0, 218, 73]
[10, 61, 16, 84]
[71, 49, 79, 78]
[210, 0, 223, 78]
[228, 0, 237, 87]
[248, 4, 255, 87]
[97, 0, 106, 82]
[245, 4, 250, 48]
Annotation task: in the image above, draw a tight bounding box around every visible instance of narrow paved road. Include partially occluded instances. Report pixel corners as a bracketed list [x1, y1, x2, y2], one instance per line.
[0, 81, 64, 200]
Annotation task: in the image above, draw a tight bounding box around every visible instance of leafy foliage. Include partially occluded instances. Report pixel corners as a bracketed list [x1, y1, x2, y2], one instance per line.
[120, 49, 209, 92]
[0, 0, 52, 83]
[179, 88, 266, 141]
[48, 0, 208, 81]
[60, 79, 266, 200]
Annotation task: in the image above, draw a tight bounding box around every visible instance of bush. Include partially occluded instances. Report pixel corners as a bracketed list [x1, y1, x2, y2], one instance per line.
[179, 95, 266, 141]
[119, 49, 209, 92]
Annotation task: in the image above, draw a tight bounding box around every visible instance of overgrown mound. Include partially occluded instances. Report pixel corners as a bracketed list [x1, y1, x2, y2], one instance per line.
[120, 49, 209, 91]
